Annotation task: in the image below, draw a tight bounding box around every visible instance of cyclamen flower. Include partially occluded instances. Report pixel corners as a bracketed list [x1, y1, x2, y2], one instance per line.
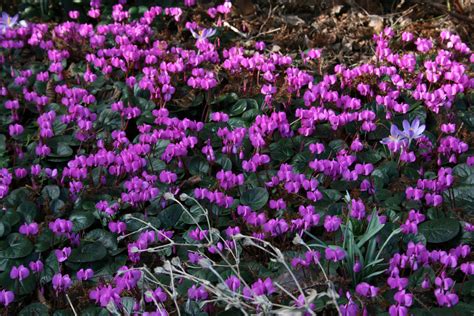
[324, 215, 342, 232]
[19, 222, 39, 236]
[188, 285, 208, 301]
[52, 273, 72, 293]
[29, 260, 44, 273]
[144, 287, 167, 303]
[355, 282, 379, 298]
[108, 221, 127, 234]
[350, 199, 366, 220]
[188, 227, 208, 241]
[55, 247, 71, 263]
[250, 277, 275, 296]
[77, 268, 94, 281]
[10, 265, 29, 281]
[224, 275, 241, 292]
[89, 285, 122, 307]
[0, 290, 14, 307]
[434, 289, 459, 307]
[115, 266, 142, 291]
[339, 292, 359, 316]
[325, 247, 346, 262]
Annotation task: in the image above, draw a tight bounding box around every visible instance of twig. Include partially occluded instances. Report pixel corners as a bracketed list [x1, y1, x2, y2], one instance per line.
[222, 21, 248, 39]
[66, 294, 78, 316]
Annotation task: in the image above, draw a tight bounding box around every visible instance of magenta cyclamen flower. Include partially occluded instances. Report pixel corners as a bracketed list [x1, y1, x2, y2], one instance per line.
[77, 268, 94, 281]
[251, 277, 275, 296]
[55, 247, 71, 263]
[19, 222, 39, 236]
[52, 273, 72, 293]
[89, 285, 122, 307]
[188, 285, 208, 301]
[145, 287, 167, 303]
[324, 215, 342, 232]
[10, 265, 29, 281]
[325, 247, 346, 262]
[224, 275, 241, 292]
[29, 260, 44, 273]
[355, 282, 379, 298]
[0, 290, 14, 307]
[188, 227, 208, 241]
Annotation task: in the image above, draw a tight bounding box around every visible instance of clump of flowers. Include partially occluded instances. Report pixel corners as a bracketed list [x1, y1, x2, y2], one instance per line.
[0, 1, 472, 315]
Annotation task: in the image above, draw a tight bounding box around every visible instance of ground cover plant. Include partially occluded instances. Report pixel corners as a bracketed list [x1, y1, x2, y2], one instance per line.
[0, 0, 473, 315]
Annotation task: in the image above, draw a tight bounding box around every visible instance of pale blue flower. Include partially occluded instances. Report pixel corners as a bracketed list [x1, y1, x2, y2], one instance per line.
[0, 12, 27, 33]
[400, 118, 425, 141]
[190, 28, 216, 41]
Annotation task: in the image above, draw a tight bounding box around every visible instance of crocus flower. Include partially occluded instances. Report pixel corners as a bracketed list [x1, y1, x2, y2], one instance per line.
[381, 124, 406, 152]
[0, 12, 27, 33]
[400, 118, 425, 142]
[190, 28, 216, 41]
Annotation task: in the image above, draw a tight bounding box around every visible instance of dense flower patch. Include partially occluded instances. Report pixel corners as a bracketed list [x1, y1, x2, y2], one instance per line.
[0, 1, 473, 315]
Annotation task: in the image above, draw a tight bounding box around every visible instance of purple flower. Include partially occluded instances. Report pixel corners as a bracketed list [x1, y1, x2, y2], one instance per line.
[394, 290, 413, 306]
[251, 277, 275, 296]
[89, 285, 122, 307]
[324, 215, 342, 232]
[400, 118, 425, 142]
[29, 260, 44, 273]
[0, 12, 27, 33]
[0, 290, 14, 307]
[190, 28, 216, 41]
[356, 282, 379, 298]
[52, 273, 72, 293]
[325, 247, 346, 262]
[77, 268, 94, 281]
[381, 124, 405, 151]
[19, 222, 39, 236]
[115, 266, 142, 291]
[188, 227, 208, 241]
[145, 287, 167, 303]
[10, 265, 29, 281]
[339, 292, 359, 316]
[350, 199, 366, 220]
[224, 275, 241, 292]
[389, 304, 409, 316]
[434, 289, 459, 307]
[188, 285, 208, 301]
[55, 247, 71, 263]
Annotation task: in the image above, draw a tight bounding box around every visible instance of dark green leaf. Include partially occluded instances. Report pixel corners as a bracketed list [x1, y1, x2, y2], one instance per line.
[69, 243, 107, 263]
[419, 219, 460, 243]
[70, 211, 96, 232]
[0, 233, 33, 259]
[241, 187, 268, 211]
